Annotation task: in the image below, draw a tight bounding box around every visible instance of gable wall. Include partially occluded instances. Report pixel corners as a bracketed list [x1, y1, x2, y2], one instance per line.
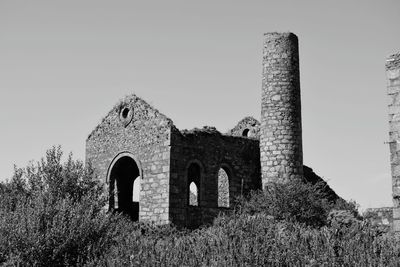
[86, 96, 172, 224]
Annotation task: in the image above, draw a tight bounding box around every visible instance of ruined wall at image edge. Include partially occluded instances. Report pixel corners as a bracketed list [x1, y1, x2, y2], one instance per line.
[169, 127, 261, 228]
[86, 95, 172, 224]
[386, 53, 400, 233]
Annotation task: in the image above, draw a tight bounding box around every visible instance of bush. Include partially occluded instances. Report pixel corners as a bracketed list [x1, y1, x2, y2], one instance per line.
[1, 146, 103, 211]
[88, 213, 400, 266]
[0, 146, 116, 266]
[1, 147, 398, 266]
[235, 179, 335, 227]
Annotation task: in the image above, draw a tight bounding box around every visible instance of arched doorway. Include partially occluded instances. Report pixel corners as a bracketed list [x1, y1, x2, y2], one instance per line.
[109, 156, 140, 221]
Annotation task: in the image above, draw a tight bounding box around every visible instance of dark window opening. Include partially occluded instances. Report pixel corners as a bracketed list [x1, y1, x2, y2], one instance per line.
[218, 167, 230, 207]
[187, 163, 201, 206]
[242, 128, 250, 137]
[109, 156, 140, 221]
[121, 107, 130, 119]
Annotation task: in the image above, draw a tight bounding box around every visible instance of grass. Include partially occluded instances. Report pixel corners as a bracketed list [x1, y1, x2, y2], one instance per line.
[1, 147, 399, 266]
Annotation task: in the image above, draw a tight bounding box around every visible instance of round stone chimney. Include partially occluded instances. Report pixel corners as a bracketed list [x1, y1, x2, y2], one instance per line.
[260, 32, 303, 186]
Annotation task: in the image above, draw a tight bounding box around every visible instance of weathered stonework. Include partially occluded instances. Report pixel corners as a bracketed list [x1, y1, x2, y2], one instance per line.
[260, 32, 303, 186]
[86, 95, 172, 223]
[228, 116, 260, 139]
[364, 207, 393, 232]
[85, 32, 338, 228]
[386, 52, 400, 234]
[169, 126, 260, 227]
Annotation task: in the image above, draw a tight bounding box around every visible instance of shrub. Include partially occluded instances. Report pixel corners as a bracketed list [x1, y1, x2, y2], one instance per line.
[1, 146, 103, 211]
[88, 213, 400, 266]
[235, 179, 335, 227]
[1, 147, 398, 266]
[0, 195, 123, 266]
[0, 146, 114, 266]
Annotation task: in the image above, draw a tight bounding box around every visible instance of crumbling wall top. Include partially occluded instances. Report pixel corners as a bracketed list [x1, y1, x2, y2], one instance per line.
[179, 126, 222, 137]
[227, 117, 260, 139]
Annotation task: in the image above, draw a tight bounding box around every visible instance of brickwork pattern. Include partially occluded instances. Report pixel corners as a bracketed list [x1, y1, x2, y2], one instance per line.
[260, 32, 303, 186]
[386, 53, 400, 233]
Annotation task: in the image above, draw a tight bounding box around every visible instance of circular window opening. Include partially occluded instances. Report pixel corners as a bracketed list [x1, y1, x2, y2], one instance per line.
[119, 106, 133, 126]
[242, 129, 250, 137]
[121, 108, 130, 119]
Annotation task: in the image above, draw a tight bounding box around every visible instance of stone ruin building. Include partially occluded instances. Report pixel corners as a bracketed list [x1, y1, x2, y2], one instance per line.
[86, 32, 338, 228]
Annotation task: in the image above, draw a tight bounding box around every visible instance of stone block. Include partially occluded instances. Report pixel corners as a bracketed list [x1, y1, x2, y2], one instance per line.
[393, 208, 400, 219]
[387, 69, 400, 80]
[392, 165, 400, 177]
[388, 105, 400, 115]
[392, 220, 400, 232]
[388, 84, 400, 94]
[393, 186, 400, 197]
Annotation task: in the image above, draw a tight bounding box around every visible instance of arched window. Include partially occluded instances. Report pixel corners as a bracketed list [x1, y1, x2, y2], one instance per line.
[242, 128, 250, 137]
[187, 163, 201, 206]
[218, 167, 230, 207]
[189, 182, 198, 206]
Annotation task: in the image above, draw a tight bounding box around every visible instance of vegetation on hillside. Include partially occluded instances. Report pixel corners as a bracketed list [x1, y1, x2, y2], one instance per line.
[0, 147, 399, 266]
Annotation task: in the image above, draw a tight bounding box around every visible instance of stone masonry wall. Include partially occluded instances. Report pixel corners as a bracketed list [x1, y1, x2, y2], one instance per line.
[86, 95, 172, 224]
[386, 53, 400, 233]
[364, 207, 393, 232]
[260, 32, 303, 186]
[169, 126, 261, 227]
[228, 116, 260, 139]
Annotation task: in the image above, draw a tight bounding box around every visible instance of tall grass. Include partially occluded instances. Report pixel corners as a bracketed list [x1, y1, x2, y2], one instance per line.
[1, 147, 399, 266]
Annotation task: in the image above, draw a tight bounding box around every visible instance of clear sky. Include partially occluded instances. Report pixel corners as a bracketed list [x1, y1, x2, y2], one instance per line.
[1, 0, 399, 210]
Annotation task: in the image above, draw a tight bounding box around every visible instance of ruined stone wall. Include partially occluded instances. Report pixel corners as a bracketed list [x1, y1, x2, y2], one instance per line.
[228, 116, 260, 139]
[260, 32, 303, 186]
[386, 53, 400, 233]
[169, 127, 261, 227]
[364, 207, 393, 232]
[86, 95, 172, 224]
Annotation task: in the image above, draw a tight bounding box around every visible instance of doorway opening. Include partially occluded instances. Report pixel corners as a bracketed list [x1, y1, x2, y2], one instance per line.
[109, 156, 140, 221]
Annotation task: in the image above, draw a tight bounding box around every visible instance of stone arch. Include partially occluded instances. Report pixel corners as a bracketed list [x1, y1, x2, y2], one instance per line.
[186, 160, 204, 206]
[242, 128, 250, 137]
[106, 152, 143, 183]
[107, 152, 142, 221]
[218, 164, 232, 208]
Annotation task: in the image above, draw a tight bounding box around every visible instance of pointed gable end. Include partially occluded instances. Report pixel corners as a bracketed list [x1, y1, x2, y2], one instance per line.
[87, 94, 173, 143]
[86, 94, 174, 183]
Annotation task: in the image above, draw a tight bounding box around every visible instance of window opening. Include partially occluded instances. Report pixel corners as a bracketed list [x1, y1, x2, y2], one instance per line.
[187, 163, 201, 206]
[218, 168, 230, 207]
